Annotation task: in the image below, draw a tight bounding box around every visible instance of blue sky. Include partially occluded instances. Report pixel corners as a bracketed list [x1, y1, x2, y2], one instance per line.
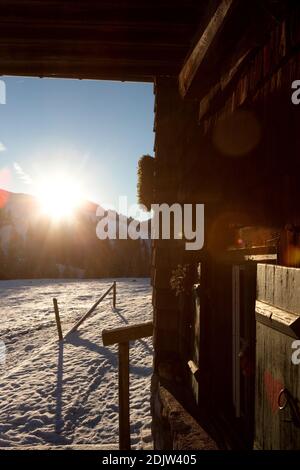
[0, 77, 154, 213]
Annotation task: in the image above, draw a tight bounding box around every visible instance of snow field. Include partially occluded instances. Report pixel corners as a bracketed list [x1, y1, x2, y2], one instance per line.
[0, 278, 153, 449]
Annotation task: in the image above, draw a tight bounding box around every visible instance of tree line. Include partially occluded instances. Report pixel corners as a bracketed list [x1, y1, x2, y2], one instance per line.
[0, 207, 150, 279]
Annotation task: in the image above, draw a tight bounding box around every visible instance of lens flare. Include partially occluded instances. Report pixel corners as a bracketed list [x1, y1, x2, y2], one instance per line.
[36, 175, 82, 221]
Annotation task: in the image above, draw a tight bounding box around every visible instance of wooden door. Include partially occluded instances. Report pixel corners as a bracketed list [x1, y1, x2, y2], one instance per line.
[255, 264, 300, 449]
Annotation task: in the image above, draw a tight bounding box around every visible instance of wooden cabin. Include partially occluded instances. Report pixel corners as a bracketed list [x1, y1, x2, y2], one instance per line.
[1, 0, 300, 449]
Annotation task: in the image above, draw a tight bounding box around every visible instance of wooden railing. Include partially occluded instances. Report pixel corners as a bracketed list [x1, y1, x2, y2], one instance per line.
[102, 321, 153, 450]
[52, 281, 117, 340]
[52, 282, 153, 450]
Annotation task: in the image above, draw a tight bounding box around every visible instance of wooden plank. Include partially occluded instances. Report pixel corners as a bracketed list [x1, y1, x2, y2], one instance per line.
[0, 0, 201, 9]
[244, 254, 277, 262]
[113, 281, 116, 309]
[65, 283, 114, 337]
[53, 298, 63, 341]
[198, 49, 251, 121]
[257, 264, 300, 315]
[256, 263, 266, 303]
[102, 321, 153, 346]
[179, 0, 234, 98]
[118, 342, 130, 450]
[152, 288, 178, 310]
[0, 60, 178, 82]
[255, 300, 300, 339]
[0, 21, 193, 43]
[0, 2, 200, 25]
[255, 320, 300, 449]
[255, 264, 300, 449]
[0, 42, 186, 62]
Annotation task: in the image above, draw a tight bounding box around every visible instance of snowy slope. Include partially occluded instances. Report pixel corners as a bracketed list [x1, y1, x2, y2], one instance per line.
[0, 278, 153, 449]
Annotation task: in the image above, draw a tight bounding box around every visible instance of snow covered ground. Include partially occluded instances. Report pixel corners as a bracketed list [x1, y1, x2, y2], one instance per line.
[0, 278, 153, 449]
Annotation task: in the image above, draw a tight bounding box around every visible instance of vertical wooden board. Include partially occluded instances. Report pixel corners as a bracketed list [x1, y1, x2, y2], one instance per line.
[258, 263, 295, 307]
[189, 286, 200, 405]
[255, 264, 300, 449]
[254, 322, 264, 449]
[273, 266, 286, 313]
[277, 330, 300, 449]
[265, 264, 275, 305]
[113, 281, 116, 308]
[119, 342, 130, 450]
[193, 289, 200, 365]
[242, 265, 256, 440]
[256, 324, 280, 449]
[266, 326, 281, 449]
[256, 263, 266, 302]
[255, 319, 300, 449]
[284, 338, 298, 449]
[289, 269, 300, 314]
[273, 266, 300, 315]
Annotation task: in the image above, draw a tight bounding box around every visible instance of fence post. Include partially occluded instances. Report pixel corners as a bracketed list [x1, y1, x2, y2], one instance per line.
[113, 281, 116, 308]
[53, 298, 63, 341]
[119, 341, 130, 450]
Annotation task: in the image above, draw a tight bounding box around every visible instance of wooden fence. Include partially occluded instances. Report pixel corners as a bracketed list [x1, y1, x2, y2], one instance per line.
[52, 281, 153, 450]
[52, 281, 116, 340]
[102, 321, 153, 450]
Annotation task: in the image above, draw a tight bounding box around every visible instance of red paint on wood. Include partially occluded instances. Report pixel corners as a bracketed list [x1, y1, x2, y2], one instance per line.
[264, 370, 284, 414]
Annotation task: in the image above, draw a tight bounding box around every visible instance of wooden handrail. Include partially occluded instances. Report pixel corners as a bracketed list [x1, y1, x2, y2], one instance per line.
[64, 282, 116, 338]
[102, 321, 153, 450]
[102, 321, 153, 346]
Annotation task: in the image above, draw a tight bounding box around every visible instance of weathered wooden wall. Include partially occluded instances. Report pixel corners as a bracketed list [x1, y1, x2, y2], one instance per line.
[255, 264, 300, 449]
[151, 2, 300, 450]
[194, 5, 300, 234]
[152, 78, 200, 368]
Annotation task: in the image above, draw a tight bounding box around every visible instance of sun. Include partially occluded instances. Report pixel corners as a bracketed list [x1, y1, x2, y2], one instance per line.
[36, 175, 83, 221]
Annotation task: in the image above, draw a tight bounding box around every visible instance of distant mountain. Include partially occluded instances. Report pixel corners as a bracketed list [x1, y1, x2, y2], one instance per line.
[0, 189, 151, 280]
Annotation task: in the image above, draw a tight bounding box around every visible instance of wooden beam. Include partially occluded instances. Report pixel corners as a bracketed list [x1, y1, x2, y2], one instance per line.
[256, 300, 300, 339]
[102, 321, 153, 346]
[0, 60, 178, 82]
[0, 42, 185, 62]
[179, 0, 235, 98]
[198, 48, 251, 121]
[118, 342, 130, 450]
[0, 2, 200, 26]
[0, 21, 194, 43]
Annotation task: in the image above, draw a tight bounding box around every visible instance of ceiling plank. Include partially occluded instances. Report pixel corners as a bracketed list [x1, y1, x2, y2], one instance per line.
[0, 2, 201, 26]
[0, 58, 180, 82]
[0, 23, 192, 46]
[0, 0, 206, 81]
